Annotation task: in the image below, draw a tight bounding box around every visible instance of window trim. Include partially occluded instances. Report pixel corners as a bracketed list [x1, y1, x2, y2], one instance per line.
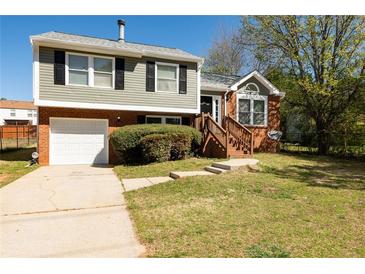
[244, 82, 260, 94]
[65, 52, 115, 89]
[236, 94, 268, 127]
[27, 110, 33, 118]
[93, 57, 114, 88]
[145, 115, 182, 125]
[10, 109, 16, 117]
[155, 62, 179, 93]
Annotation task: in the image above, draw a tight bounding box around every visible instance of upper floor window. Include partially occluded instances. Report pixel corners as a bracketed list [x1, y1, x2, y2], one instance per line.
[68, 55, 89, 86]
[66, 53, 114, 88]
[94, 57, 113, 88]
[156, 63, 178, 92]
[237, 94, 268, 127]
[10, 109, 16, 117]
[27, 110, 33, 118]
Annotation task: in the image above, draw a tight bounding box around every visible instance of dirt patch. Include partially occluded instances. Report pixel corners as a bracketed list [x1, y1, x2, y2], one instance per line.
[0, 173, 10, 183]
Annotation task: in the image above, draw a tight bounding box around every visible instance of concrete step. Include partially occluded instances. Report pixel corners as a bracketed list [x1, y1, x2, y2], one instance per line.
[204, 166, 228, 174]
[212, 158, 259, 171]
[169, 170, 215, 179]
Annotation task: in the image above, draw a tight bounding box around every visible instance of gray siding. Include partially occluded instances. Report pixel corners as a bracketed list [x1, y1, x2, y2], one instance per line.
[39, 47, 198, 109]
[237, 76, 270, 96]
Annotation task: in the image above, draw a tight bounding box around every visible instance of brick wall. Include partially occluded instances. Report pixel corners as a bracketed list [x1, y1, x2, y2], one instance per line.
[38, 106, 194, 165]
[226, 93, 281, 152]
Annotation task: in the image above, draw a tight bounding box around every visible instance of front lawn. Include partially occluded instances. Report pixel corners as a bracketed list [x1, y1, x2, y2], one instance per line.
[0, 147, 39, 188]
[114, 157, 217, 179]
[124, 153, 365, 257]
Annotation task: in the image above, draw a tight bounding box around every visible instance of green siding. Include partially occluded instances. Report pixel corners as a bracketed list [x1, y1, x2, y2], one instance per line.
[39, 47, 198, 109]
[237, 76, 270, 96]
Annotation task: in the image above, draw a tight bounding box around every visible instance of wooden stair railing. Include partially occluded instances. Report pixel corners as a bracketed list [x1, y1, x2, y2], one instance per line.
[224, 115, 253, 156]
[198, 113, 253, 158]
[201, 113, 227, 156]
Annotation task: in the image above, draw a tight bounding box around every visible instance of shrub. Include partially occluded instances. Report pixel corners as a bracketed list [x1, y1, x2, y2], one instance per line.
[110, 124, 202, 164]
[170, 133, 192, 160]
[140, 134, 172, 163]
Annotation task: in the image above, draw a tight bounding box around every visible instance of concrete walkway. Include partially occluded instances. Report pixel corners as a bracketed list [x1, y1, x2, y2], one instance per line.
[122, 158, 260, 192]
[0, 165, 144, 258]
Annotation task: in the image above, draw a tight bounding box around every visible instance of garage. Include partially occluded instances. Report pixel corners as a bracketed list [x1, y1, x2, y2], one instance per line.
[49, 118, 108, 165]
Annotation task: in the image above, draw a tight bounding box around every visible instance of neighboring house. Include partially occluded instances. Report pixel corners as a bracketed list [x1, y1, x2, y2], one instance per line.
[30, 20, 285, 165]
[0, 100, 38, 125]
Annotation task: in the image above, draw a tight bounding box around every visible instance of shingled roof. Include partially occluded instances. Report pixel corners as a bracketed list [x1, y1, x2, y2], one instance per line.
[30, 31, 203, 63]
[201, 72, 241, 90]
[0, 100, 36, 110]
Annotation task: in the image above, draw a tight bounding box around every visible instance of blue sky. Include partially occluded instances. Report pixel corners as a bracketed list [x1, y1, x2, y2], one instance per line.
[0, 16, 241, 101]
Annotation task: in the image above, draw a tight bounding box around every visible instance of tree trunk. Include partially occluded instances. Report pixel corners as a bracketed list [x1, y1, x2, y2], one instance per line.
[316, 117, 331, 155]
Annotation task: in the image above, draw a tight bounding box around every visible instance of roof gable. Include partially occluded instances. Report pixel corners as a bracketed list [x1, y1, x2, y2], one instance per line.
[230, 70, 285, 97]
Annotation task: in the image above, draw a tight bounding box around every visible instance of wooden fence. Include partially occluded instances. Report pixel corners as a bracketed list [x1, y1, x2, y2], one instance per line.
[0, 125, 37, 150]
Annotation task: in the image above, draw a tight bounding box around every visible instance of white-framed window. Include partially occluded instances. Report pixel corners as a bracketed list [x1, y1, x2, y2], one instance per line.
[237, 94, 268, 127]
[27, 110, 33, 118]
[94, 57, 113, 88]
[66, 53, 114, 89]
[156, 62, 179, 92]
[10, 109, 16, 117]
[33, 110, 37, 117]
[68, 54, 89, 86]
[244, 82, 260, 94]
[145, 115, 182, 125]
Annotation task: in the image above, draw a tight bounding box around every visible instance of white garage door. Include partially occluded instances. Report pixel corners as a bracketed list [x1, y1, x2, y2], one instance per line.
[50, 118, 108, 165]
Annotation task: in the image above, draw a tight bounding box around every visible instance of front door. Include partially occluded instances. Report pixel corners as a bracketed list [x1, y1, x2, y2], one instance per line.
[201, 95, 221, 125]
[201, 96, 213, 115]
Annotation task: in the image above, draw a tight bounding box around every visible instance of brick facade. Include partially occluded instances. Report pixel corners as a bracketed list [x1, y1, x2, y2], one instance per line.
[226, 93, 281, 152]
[38, 94, 281, 165]
[37, 106, 194, 165]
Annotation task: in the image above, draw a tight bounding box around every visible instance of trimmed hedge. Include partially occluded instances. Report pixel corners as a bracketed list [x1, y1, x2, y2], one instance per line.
[140, 134, 172, 163]
[110, 124, 202, 164]
[170, 133, 192, 160]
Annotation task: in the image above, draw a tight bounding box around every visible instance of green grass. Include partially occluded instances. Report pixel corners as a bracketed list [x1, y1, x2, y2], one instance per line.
[114, 157, 218, 179]
[0, 147, 39, 188]
[124, 153, 365, 257]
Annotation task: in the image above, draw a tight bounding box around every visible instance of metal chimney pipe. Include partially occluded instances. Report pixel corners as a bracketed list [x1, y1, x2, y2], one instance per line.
[117, 19, 125, 42]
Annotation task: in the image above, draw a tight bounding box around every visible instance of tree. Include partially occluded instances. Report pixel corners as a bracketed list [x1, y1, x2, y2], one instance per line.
[240, 16, 365, 154]
[204, 26, 245, 75]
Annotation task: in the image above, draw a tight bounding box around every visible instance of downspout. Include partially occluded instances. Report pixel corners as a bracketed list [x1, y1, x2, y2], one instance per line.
[224, 89, 230, 117]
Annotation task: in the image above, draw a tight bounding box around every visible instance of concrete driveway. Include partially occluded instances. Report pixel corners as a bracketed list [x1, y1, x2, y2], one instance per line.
[0, 165, 144, 258]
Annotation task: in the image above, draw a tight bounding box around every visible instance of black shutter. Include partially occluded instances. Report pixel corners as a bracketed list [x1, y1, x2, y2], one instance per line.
[54, 50, 65, 85]
[115, 58, 125, 90]
[179, 65, 187, 94]
[146, 61, 155, 92]
[137, 115, 146, 124]
[182, 117, 190, 126]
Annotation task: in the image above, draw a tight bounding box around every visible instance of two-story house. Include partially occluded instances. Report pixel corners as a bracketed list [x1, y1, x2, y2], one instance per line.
[31, 20, 284, 165]
[0, 100, 38, 125]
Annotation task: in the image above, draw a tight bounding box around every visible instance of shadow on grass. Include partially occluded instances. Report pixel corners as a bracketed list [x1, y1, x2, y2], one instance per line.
[0, 147, 36, 162]
[262, 154, 365, 191]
